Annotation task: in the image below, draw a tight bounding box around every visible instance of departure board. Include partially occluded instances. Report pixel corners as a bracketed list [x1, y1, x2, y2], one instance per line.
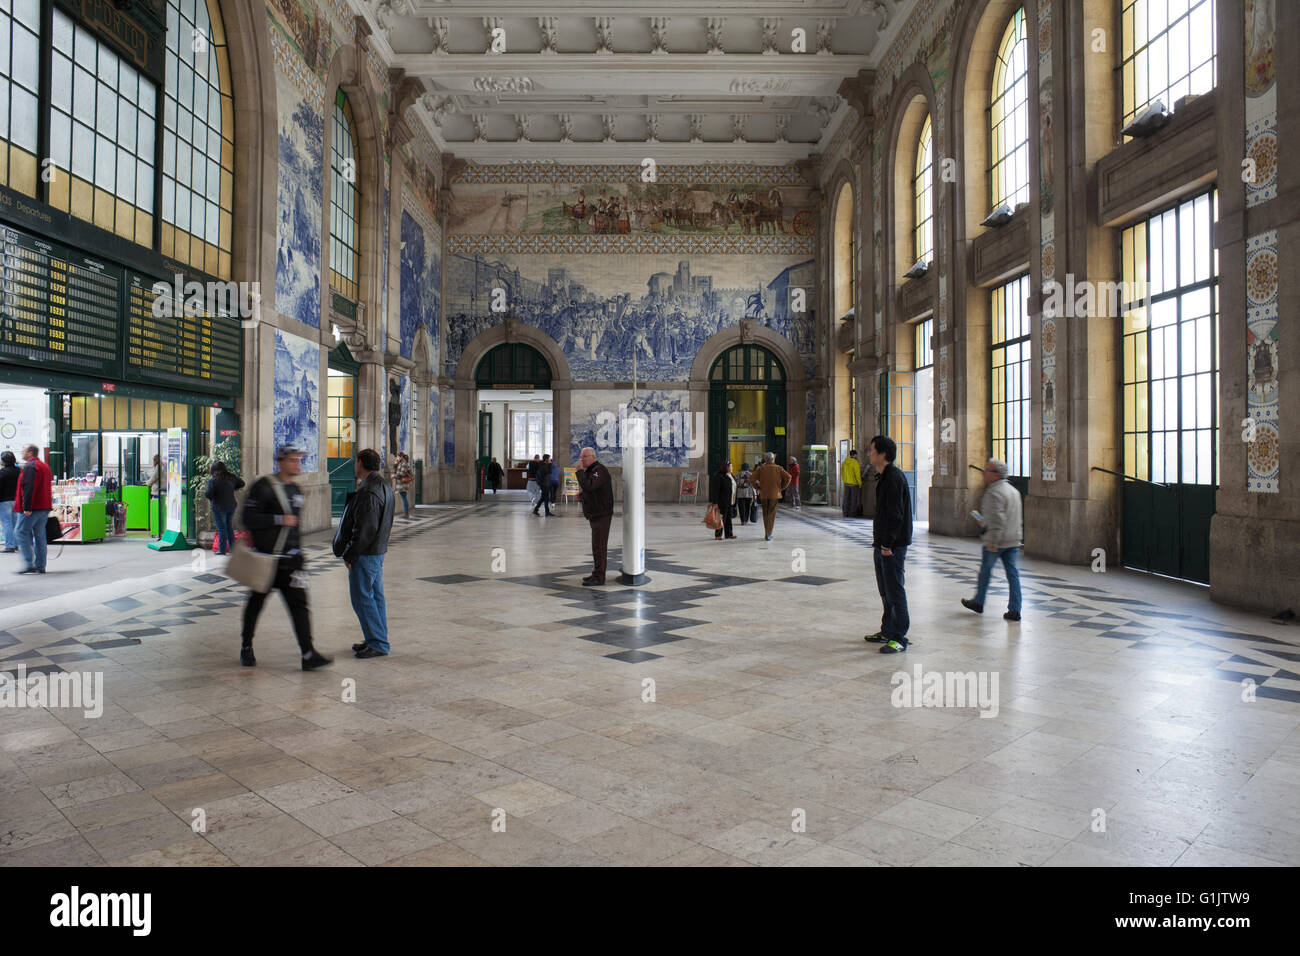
[0, 226, 121, 376]
[126, 273, 242, 394]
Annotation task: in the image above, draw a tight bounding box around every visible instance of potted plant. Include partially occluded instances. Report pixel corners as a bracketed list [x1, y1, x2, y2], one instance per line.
[190, 437, 242, 547]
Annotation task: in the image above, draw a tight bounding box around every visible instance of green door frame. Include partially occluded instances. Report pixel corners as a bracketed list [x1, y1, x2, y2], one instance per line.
[327, 343, 361, 517]
[708, 345, 787, 475]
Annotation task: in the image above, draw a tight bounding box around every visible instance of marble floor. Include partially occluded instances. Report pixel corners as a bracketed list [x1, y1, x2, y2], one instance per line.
[2, 498, 1298, 867]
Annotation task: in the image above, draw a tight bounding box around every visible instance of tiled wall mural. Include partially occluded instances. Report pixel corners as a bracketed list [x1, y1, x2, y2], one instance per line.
[1038, 0, 1057, 482]
[1245, 1, 1278, 494]
[398, 375, 412, 453]
[271, 46, 324, 330]
[570, 389, 691, 469]
[273, 329, 321, 473]
[399, 206, 442, 362]
[427, 389, 439, 469]
[442, 389, 455, 466]
[443, 252, 816, 382]
[450, 181, 815, 238]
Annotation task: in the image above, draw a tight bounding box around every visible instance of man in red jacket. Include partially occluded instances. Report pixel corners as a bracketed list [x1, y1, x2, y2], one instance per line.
[14, 444, 54, 574]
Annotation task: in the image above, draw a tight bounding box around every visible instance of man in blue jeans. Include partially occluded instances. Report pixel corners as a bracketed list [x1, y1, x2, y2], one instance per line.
[335, 448, 395, 658]
[962, 458, 1023, 621]
[863, 435, 913, 654]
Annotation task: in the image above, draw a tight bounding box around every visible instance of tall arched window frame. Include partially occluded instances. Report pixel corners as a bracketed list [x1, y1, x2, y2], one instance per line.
[1119, 0, 1216, 130]
[914, 113, 934, 264]
[989, 7, 1029, 212]
[161, 0, 235, 277]
[0, 0, 41, 198]
[329, 89, 361, 303]
[26, 0, 234, 273]
[832, 183, 854, 320]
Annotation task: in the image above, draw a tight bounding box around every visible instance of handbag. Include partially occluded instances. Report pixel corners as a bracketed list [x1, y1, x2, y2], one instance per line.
[703, 503, 722, 531]
[45, 514, 64, 543]
[225, 480, 292, 593]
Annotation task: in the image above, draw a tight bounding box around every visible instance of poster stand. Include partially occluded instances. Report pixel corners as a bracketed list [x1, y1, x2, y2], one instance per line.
[149, 426, 193, 551]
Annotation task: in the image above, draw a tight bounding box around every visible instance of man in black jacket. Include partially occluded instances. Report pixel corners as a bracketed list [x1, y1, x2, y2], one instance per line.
[575, 446, 614, 585]
[864, 435, 913, 654]
[239, 445, 332, 671]
[533, 453, 554, 516]
[335, 448, 395, 658]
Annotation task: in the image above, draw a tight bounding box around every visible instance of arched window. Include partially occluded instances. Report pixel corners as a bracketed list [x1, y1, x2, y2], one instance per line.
[991, 274, 1031, 478]
[1120, 0, 1216, 130]
[989, 7, 1029, 211]
[833, 183, 854, 320]
[46, 7, 157, 244]
[329, 90, 360, 302]
[161, 0, 235, 277]
[914, 113, 934, 264]
[0, 0, 41, 197]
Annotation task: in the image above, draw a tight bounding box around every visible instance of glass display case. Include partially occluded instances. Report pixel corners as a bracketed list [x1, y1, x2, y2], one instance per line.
[801, 445, 829, 505]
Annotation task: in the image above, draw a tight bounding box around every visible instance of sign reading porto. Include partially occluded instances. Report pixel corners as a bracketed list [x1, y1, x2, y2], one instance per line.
[0, 226, 120, 376]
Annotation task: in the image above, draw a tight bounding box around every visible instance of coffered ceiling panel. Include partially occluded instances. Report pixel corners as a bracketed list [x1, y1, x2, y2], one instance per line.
[360, 0, 918, 162]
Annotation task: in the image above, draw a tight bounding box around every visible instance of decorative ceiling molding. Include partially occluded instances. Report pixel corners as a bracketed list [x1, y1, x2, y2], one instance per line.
[352, 0, 916, 162]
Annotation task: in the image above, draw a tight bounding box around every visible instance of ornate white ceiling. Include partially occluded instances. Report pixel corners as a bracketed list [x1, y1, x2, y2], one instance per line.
[357, 0, 919, 163]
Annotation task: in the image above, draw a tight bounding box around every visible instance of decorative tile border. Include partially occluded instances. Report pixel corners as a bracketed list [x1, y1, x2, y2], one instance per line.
[445, 233, 815, 256]
[270, 24, 325, 113]
[1246, 229, 1279, 493]
[1244, 0, 1277, 208]
[452, 162, 812, 187]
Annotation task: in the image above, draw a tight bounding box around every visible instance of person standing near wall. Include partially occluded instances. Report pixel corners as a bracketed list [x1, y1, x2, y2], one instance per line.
[841, 449, 861, 518]
[0, 451, 19, 553]
[575, 446, 613, 585]
[750, 452, 791, 542]
[787, 456, 802, 509]
[393, 452, 414, 520]
[736, 462, 755, 526]
[13, 445, 52, 574]
[238, 445, 332, 671]
[487, 457, 504, 494]
[337, 448, 396, 659]
[204, 461, 245, 556]
[863, 435, 912, 654]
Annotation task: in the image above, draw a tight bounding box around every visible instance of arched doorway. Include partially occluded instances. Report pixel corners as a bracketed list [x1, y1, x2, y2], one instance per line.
[474, 343, 555, 490]
[708, 345, 787, 475]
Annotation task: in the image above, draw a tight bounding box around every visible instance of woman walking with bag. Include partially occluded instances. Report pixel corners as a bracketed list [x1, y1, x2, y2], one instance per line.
[393, 452, 414, 519]
[204, 461, 245, 555]
[709, 460, 738, 540]
[736, 462, 755, 526]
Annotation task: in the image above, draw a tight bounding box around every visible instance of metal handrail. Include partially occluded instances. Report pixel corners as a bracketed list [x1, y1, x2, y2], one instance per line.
[1091, 466, 1169, 488]
[328, 459, 354, 478]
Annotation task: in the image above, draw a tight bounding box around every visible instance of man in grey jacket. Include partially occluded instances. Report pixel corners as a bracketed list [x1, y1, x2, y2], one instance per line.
[961, 458, 1023, 621]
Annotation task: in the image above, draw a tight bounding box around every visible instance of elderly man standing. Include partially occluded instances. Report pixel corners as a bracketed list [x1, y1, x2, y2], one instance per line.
[962, 458, 1023, 621]
[14, 444, 53, 574]
[575, 446, 614, 585]
[751, 452, 791, 542]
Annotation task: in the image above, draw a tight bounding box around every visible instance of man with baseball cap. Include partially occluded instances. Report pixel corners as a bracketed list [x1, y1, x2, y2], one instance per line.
[238, 445, 332, 670]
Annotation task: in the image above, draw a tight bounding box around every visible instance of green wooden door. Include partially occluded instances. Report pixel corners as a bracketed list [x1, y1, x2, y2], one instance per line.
[765, 388, 787, 465]
[1121, 480, 1215, 584]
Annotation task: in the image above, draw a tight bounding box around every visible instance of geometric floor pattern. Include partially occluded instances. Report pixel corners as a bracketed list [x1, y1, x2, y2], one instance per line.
[2, 499, 1298, 866]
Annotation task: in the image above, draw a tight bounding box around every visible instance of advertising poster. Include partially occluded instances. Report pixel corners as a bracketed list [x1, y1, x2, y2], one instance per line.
[563, 467, 579, 497]
[165, 427, 184, 533]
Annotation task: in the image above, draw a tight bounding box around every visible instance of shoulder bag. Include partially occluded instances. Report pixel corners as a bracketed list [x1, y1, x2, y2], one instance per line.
[226, 480, 292, 593]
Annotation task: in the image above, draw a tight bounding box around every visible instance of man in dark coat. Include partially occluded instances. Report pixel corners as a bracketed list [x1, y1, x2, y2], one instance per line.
[239, 445, 332, 671]
[575, 446, 614, 585]
[863, 435, 913, 654]
[335, 448, 396, 658]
